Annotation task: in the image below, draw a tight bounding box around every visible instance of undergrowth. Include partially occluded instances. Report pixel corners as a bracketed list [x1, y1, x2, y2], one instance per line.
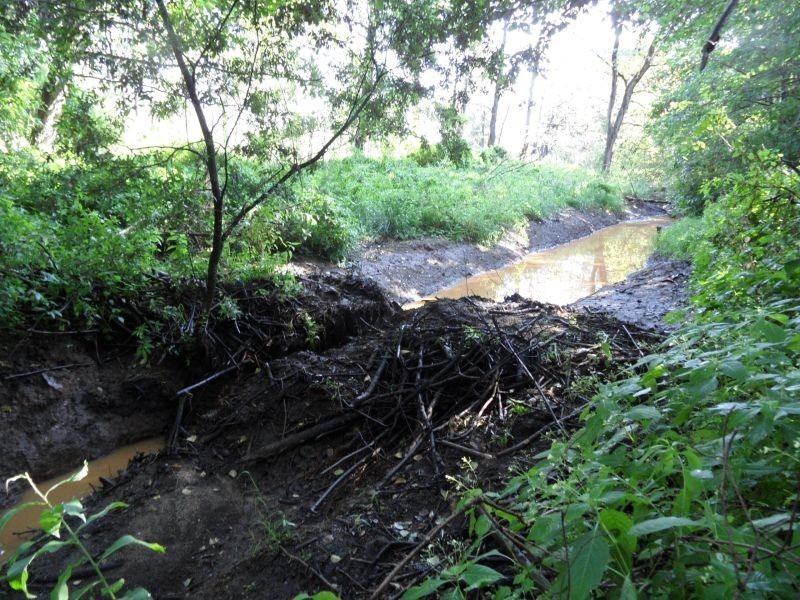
[407, 151, 800, 598]
[0, 150, 622, 334]
[300, 156, 624, 244]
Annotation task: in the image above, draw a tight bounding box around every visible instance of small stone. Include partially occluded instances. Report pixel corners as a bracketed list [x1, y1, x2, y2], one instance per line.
[181, 488, 192, 495]
[330, 554, 341, 564]
[228, 470, 237, 478]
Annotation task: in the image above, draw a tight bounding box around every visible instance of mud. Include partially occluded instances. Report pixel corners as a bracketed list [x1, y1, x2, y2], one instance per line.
[574, 254, 692, 331]
[337, 200, 669, 304]
[0, 205, 693, 599]
[2, 295, 658, 599]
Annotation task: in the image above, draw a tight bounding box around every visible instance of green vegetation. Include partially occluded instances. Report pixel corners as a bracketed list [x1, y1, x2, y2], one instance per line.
[1, 464, 164, 599]
[0, 150, 621, 333]
[420, 156, 799, 599]
[302, 157, 623, 244]
[1, 0, 799, 597]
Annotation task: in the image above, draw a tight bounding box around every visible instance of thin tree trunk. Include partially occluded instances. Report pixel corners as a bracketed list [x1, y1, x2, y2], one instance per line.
[603, 10, 622, 173]
[603, 38, 655, 173]
[519, 67, 539, 158]
[156, 0, 225, 315]
[487, 23, 508, 148]
[29, 75, 67, 145]
[603, 13, 656, 174]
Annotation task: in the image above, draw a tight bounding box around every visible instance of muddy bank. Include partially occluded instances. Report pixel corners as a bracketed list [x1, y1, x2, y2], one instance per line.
[3, 296, 659, 598]
[0, 336, 177, 482]
[574, 254, 692, 331]
[342, 199, 668, 304]
[0, 275, 394, 490]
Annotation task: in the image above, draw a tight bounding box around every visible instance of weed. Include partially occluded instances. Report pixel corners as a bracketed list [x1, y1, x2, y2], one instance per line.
[239, 472, 295, 556]
[1, 462, 164, 599]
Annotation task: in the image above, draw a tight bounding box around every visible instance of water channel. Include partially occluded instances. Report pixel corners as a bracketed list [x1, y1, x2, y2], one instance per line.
[1, 217, 671, 562]
[411, 217, 673, 307]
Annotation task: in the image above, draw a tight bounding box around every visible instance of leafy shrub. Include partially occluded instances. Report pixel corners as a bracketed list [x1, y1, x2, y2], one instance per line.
[654, 215, 704, 260]
[275, 192, 359, 262]
[417, 154, 800, 598]
[299, 157, 624, 245]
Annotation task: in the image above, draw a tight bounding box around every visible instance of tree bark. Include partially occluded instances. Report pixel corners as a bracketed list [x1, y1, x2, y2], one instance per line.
[519, 66, 539, 158]
[29, 75, 67, 145]
[603, 18, 655, 174]
[155, 0, 225, 316]
[487, 23, 509, 147]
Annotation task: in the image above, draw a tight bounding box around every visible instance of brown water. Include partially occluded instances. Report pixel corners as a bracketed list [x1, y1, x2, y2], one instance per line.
[412, 218, 673, 307]
[0, 437, 164, 562]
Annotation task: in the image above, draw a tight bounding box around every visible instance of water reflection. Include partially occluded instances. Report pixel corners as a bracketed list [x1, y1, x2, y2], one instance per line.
[423, 218, 672, 306]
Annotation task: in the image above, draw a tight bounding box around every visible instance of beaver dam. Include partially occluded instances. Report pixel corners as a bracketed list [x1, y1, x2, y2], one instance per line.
[0, 256, 681, 598]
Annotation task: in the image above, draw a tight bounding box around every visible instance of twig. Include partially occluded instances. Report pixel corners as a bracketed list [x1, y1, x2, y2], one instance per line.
[3, 362, 93, 380]
[280, 545, 338, 591]
[621, 323, 643, 356]
[438, 439, 494, 460]
[310, 453, 370, 513]
[368, 497, 480, 600]
[495, 403, 588, 457]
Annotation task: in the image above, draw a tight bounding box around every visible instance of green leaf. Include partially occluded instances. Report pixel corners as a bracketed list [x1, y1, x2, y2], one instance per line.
[39, 505, 65, 536]
[44, 461, 89, 501]
[77, 501, 128, 532]
[0, 501, 47, 533]
[119, 589, 154, 600]
[629, 517, 700, 537]
[752, 318, 786, 343]
[625, 406, 661, 422]
[72, 580, 100, 600]
[460, 563, 504, 590]
[62, 499, 86, 522]
[108, 578, 126, 595]
[556, 531, 609, 600]
[473, 514, 492, 537]
[50, 563, 73, 600]
[401, 578, 447, 600]
[99, 535, 166, 562]
[620, 576, 637, 600]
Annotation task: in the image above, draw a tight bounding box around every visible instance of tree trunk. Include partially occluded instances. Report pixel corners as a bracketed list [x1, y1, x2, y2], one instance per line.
[29, 75, 67, 145]
[519, 67, 539, 159]
[603, 18, 656, 173]
[156, 0, 225, 316]
[603, 11, 622, 173]
[487, 23, 508, 148]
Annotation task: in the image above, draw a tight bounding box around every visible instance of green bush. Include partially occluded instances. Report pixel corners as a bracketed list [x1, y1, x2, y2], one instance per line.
[298, 157, 625, 245]
[417, 154, 800, 598]
[654, 215, 704, 260]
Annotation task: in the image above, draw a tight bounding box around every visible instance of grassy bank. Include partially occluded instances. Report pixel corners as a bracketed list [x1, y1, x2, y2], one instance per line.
[298, 157, 624, 247]
[0, 151, 623, 329]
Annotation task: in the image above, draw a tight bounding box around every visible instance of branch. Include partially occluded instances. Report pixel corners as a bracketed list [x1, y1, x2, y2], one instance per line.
[701, 0, 740, 71]
[221, 68, 387, 241]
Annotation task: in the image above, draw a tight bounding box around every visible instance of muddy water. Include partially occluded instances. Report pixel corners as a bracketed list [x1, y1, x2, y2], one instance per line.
[0, 437, 164, 562]
[413, 218, 673, 307]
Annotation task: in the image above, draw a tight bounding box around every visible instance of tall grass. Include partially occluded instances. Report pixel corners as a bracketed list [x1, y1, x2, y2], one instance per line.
[295, 157, 625, 249]
[654, 215, 705, 260]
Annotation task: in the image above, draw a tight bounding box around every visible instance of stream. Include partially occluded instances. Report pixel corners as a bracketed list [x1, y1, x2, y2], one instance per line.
[0, 217, 672, 566]
[409, 217, 673, 307]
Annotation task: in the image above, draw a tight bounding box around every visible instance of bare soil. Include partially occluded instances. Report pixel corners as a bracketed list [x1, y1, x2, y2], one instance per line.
[574, 254, 692, 331]
[3, 295, 658, 599]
